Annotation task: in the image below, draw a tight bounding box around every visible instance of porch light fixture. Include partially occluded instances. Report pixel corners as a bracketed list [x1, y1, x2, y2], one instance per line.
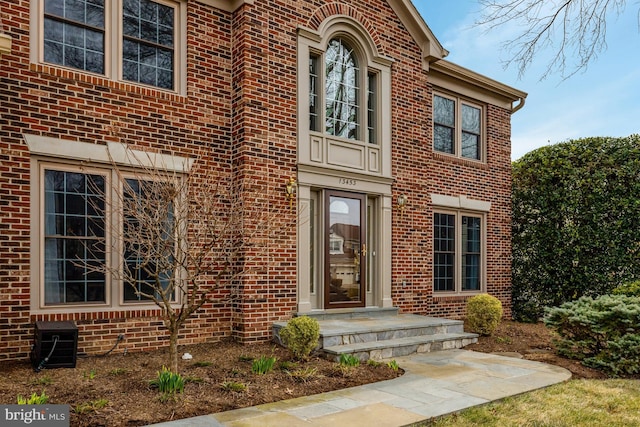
[397, 194, 408, 217]
[285, 177, 297, 209]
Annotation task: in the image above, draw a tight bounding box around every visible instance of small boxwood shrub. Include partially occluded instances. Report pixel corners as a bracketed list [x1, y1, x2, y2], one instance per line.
[279, 316, 320, 360]
[466, 294, 503, 336]
[544, 295, 640, 376]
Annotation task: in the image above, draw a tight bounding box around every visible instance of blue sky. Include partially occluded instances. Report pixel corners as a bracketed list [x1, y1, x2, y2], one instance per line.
[413, 0, 640, 160]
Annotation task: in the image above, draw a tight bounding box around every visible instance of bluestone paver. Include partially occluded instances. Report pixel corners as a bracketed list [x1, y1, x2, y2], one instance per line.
[150, 350, 571, 427]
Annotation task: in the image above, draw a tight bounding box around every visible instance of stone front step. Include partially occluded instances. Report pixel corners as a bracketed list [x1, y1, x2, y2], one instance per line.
[323, 333, 478, 362]
[273, 313, 478, 362]
[300, 307, 400, 321]
[315, 315, 464, 348]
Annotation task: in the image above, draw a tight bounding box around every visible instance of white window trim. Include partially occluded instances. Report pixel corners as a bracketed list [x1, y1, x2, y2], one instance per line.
[195, 0, 253, 13]
[430, 194, 491, 212]
[431, 194, 489, 296]
[30, 0, 187, 94]
[24, 135, 194, 173]
[26, 135, 192, 313]
[433, 91, 486, 162]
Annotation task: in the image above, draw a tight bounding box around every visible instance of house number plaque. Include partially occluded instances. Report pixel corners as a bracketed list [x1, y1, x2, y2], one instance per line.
[339, 178, 357, 186]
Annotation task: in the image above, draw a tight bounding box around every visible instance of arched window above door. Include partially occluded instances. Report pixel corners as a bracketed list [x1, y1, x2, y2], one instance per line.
[299, 17, 393, 178]
[324, 38, 360, 140]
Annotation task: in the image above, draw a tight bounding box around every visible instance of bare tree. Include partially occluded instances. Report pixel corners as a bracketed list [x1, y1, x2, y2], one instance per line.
[83, 146, 287, 372]
[477, 0, 630, 80]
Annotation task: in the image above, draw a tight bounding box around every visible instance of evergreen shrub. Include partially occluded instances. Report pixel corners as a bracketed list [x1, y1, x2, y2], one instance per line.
[466, 294, 503, 336]
[279, 316, 320, 360]
[612, 280, 640, 298]
[544, 295, 640, 376]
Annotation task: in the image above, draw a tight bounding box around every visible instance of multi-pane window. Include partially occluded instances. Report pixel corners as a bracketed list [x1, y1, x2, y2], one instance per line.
[122, 0, 174, 89]
[309, 37, 378, 144]
[433, 213, 455, 292]
[461, 104, 481, 159]
[44, 169, 107, 304]
[122, 178, 174, 301]
[367, 72, 377, 145]
[44, 0, 106, 74]
[434, 96, 455, 154]
[433, 212, 483, 293]
[325, 38, 360, 139]
[329, 238, 343, 254]
[42, 166, 176, 306]
[434, 94, 483, 160]
[309, 55, 319, 132]
[41, 0, 178, 91]
[462, 216, 481, 291]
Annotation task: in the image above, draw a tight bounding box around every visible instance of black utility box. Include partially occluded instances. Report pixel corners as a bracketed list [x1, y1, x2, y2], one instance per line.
[30, 321, 78, 369]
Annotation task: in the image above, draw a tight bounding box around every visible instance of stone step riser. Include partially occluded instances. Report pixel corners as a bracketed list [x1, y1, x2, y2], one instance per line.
[320, 324, 464, 347]
[325, 337, 478, 362]
[273, 323, 465, 345]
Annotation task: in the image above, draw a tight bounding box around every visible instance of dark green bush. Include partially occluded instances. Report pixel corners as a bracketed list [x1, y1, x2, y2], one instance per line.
[512, 136, 640, 320]
[544, 295, 640, 376]
[466, 294, 503, 336]
[279, 316, 320, 360]
[511, 286, 545, 323]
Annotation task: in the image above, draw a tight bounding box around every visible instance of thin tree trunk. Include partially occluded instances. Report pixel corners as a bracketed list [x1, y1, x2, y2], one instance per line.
[169, 324, 179, 372]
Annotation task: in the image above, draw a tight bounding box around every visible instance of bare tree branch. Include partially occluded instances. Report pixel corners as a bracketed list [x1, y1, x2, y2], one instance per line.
[477, 0, 629, 80]
[79, 145, 292, 371]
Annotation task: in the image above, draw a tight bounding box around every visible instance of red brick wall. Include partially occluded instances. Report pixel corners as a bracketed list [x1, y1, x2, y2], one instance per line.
[228, 2, 299, 342]
[391, 99, 513, 319]
[0, 0, 513, 361]
[0, 0, 241, 360]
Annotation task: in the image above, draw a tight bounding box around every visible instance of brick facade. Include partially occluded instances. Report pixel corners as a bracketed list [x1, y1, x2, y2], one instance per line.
[0, 0, 523, 360]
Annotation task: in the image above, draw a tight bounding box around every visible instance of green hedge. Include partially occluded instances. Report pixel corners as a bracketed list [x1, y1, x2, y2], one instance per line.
[512, 135, 640, 321]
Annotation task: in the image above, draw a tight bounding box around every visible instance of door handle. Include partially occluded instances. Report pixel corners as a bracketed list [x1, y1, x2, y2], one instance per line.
[362, 244, 367, 257]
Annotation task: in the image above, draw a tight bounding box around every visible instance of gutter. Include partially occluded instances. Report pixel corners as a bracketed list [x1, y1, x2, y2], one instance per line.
[512, 97, 526, 114]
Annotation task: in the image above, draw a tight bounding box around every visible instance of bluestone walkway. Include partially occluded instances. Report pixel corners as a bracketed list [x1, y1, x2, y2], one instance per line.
[150, 350, 571, 427]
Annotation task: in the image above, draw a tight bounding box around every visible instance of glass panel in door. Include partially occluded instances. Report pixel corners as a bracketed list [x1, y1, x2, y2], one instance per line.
[326, 191, 366, 308]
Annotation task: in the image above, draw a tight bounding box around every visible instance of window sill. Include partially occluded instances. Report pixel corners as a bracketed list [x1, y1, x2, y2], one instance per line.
[432, 292, 482, 300]
[432, 151, 489, 169]
[29, 63, 187, 102]
[30, 304, 174, 320]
